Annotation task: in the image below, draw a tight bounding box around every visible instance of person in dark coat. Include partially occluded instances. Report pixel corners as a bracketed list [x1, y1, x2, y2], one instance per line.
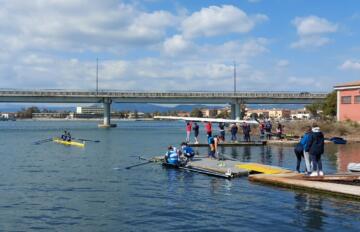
[230, 123, 238, 142]
[193, 123, 199, 144]
[306, 124, 325, 176]
[242, 122, 251, 142]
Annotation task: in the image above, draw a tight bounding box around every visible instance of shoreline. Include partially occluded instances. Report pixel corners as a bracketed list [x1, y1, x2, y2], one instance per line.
[13, 118, 156, 122]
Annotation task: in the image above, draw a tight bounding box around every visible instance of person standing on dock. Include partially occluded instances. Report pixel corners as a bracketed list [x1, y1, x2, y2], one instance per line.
[208, 135, 219, 159]
[265, 120, 272, 140]
[185, 121, 192, 143]
[230, 123, 238, 142]
[193, 122, 199, 144]
[294, 126, 311, 173]
[259, 121, 265, 139]
[218, 122, 225, 142]
[276, 123, 283, 140]
[300, 126, 312, 174]
[242, 122, 251, 142]
[306, 124, 325, 176]
[204, 121, 212, 138]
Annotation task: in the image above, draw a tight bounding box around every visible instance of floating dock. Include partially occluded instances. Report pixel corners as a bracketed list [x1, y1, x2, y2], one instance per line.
[188, 141, 266, 147]
[249, 173, 360, 199]
[267, 139, 332, 146]
[150, 156, 290, 178]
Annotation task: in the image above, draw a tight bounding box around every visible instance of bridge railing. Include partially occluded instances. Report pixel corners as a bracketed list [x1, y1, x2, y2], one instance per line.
[0, 89, 328, 98]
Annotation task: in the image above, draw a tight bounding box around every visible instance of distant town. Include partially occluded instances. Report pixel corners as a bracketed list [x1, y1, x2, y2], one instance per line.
[0, 105, 312, 121]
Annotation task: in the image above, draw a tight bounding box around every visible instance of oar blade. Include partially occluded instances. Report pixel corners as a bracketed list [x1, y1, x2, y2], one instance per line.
[33, 138, 53, 145]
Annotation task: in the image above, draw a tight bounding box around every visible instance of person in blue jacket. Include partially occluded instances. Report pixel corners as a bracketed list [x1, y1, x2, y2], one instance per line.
[181, 142, 195, 162]
[300, 126, 312, 174]
[164, 146, 180, 165]
[306, 124, 325, 176]
[295, 126, 311, 173]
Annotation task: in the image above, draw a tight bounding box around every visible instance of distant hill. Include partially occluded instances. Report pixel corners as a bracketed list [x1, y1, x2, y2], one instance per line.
[112, 103, 222, 113]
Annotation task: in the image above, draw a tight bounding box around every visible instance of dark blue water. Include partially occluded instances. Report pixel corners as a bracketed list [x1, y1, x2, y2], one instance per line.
[0, 120, 359, 231]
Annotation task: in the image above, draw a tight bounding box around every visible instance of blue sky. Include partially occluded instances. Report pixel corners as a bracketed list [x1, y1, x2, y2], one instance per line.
[0, 0, 359, 92]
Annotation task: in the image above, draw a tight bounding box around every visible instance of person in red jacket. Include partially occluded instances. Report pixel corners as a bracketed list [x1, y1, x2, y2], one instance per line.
[185, 121, 192, 143]
[204, 121, 212, 138]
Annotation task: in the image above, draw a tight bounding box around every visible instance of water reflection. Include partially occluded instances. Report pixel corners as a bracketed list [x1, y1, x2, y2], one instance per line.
[277, 146, 284, 167]
[209, 178, 233, 195]
[242, 146, 251, 162]
[261, 146, 273, 165]
[294, 193, 325, 231]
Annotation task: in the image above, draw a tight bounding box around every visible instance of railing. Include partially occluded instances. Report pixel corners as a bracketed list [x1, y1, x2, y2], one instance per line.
[0, 89, 328, 99]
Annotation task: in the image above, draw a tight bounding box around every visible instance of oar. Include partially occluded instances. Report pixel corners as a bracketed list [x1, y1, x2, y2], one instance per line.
[33, 138, 53, 145]
[125, 161, 153, 170]
[73, 138, 100, 143]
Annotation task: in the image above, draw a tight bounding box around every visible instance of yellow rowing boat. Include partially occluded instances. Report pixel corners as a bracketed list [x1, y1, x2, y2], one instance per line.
[53, 138, 85, 148]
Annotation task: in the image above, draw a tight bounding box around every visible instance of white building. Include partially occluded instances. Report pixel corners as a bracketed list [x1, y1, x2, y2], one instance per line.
[290, 108, 310, 120]
[76, 106, 104, 114]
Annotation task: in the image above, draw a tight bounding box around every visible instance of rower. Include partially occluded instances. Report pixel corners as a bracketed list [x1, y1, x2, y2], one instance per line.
[164, 146, 180, 165]
[66, 131, 72, 142]
[208, 135, 219, 159]
[61, 130, 68, 141]
[181, 142, 195, 162]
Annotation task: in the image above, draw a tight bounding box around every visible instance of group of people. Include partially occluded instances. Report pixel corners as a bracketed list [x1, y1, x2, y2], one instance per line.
[186, 121, 257, 145]
[294, 124, 325, 176]
[61, 130, 72, 142]
[164, 142, 195, 166]
[259, 120, 284, 140]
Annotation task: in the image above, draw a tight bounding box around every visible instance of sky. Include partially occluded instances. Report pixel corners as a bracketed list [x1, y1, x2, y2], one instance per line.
[0, 0, 360, 92]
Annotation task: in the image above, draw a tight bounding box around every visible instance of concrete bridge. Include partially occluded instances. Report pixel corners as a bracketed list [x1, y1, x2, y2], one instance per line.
[0, 89, 328, 127]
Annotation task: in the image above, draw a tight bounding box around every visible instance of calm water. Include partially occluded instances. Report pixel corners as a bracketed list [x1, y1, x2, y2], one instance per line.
[0, 120, 359, 231]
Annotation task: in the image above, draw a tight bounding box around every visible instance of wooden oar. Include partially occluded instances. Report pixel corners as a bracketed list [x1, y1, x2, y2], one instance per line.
[33, 138, 53, 145]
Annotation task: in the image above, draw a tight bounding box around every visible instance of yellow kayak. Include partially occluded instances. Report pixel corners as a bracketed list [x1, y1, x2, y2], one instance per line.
[53, 138, 85, 148]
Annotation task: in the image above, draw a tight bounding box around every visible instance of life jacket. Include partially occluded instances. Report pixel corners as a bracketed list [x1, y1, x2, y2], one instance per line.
[166, 150, 179, 164]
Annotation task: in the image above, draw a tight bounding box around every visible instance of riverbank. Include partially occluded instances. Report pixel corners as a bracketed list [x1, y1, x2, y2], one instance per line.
[261, 120, 360, 142]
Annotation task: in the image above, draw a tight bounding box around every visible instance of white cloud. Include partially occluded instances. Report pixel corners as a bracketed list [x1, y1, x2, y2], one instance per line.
[181, 5, 267, 38]
[0, 0, 177, 53]
[340, 60, 360, 71]
[200, 38, 268, 61]
[162, 37, 268, 61]
[291, 36, 331, 49]
[293, 16, 338, 36]
[162, 34, 194, 56]
[276, 59, 289, 67]
[291, 16, 338, 49]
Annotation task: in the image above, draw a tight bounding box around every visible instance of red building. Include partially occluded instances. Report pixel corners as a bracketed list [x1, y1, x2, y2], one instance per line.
[334, 81, 360, 122]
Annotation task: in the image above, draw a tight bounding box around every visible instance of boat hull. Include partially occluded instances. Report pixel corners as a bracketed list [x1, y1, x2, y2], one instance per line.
[53, 138, 85, 148]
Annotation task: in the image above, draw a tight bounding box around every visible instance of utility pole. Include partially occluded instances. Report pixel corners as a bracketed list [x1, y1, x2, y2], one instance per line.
[96, 57, 99, 94]
[233, 61, 236, 93]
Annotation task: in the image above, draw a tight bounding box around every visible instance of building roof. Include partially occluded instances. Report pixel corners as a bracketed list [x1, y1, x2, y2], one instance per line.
[334, 80, 360, 89]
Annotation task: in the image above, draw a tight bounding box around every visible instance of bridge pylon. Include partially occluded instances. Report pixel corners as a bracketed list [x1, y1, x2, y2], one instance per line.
[98, 98, 117, 128]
